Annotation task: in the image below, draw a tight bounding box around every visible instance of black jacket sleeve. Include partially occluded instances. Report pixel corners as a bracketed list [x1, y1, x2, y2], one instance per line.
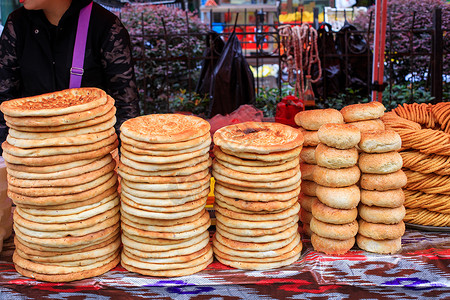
[0, 18, 21, 152]
[99, 17, 140, 134]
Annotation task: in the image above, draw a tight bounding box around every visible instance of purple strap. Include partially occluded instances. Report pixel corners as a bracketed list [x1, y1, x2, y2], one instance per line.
[69, 2, 93, 89]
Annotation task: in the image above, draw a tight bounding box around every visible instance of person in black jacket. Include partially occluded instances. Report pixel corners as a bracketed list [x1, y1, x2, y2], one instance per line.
[0, 0, 140, 154]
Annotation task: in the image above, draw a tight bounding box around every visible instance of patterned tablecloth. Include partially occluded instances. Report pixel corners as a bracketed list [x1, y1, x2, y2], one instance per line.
[0, 228, 449, 299]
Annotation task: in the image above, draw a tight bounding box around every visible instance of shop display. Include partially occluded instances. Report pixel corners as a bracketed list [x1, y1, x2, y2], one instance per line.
[211, 122, 303, 270]
[295, 108, 343, 236]
[0, 88, 120, 282]
[118, 114, 213, 277]
[311, 123, 361, 255]
[382, 103, 450, 227]
[356, 129, 406, 254]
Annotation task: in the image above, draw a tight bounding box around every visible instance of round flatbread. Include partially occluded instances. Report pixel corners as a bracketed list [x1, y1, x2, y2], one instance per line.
[213, 160, 300, 182]
[215, 191, 298, 212]
[213, 146, 292, 167]
[214, 231, 297, 251]
[121, 200, 206, 220]
[120, 146, 210, 164]
[213, 170, 301, 189]
[214, 183, 301, 202]
[120, 153, 209, 172]
[215, 211, 299, 229]
[121, 114, 210, 143]
[122, 137, 211, 157]
[221, 146, 302, 162]
[120, 132, 211, 151]
[216, 157, 299, 174]
[214, 122, 304, 154]
[121, 173, 210, 192]
[121, 194, 207, 213]
[214, 202, 300, 221]
[9, 174, 118, 206]
[118, 158, 212, 177]
[213, 232, 301, 258]
[6, 154, 113, 180]
[1, 88, 107, 117]
[120, 180, 209, 199]
[4, 95, 114, 127]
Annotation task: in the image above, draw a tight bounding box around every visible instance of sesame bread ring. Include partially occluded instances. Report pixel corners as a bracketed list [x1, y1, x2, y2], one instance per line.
[300, 147, 316, 164]
[358, 219, 405, 240]
[313, 165, 360, 188]
[340, 101, 386, 122]
[295, 109, 344, 131]
[360, 189, 405, 208]
[347, 119, 385, 133]
[315, 184, 360, 209]
[358, 204, 406, 224]
[300, 163, 316, 181]
[311, 198, 358, 225]
[356, 234, 401, 254]
[315, 143, 358, 169]
[298, 194, 316, 212]
[311, 233, 355, 255]
[360, 170, 407, 191]
[310, 217, 358, 240]
[301, 180, 318, 197]
[358, 130, 402, 153]
[317, 123, 361, 149]
[358, 151, 403, 174]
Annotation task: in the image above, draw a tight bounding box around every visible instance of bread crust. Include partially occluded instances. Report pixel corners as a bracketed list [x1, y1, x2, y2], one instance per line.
[360, 189, 405, 208]
[359, 130, 402, 153]
[358, 219, 405, 240]
[340, 101, 386, 122]
[358, 151, 403, 174]
[310, 217, 358, 240]
[360, 170, 407, 191]
[315, 143, 358, 169]
[313, 165, 361, 188]
[317, 123, 361, 149]
[311, 198, 358, 224]
[295, 109, 344, 130]
[311, 233, 355, 255]
[358, 204, 406, 224]
[356, 234, 401, 254]
[315, 184, 361, 209]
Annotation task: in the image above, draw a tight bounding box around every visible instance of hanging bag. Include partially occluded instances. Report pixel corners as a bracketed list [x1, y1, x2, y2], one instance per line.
[69, 2, 93, 89]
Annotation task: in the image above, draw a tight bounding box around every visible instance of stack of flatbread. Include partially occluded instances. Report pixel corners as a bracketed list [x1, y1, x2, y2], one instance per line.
[212, 122, 304, 270]
[0, 88, 121, 282]
[118, 114, 213, 277]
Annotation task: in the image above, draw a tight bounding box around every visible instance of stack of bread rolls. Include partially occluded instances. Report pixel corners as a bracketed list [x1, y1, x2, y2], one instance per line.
[118, 114, 213, 277]
[340, 102, 386, 133]
[212, 122, 303, 270]
[310, 123, 361, 255]
[357, 130, 407, 254]
[1, 88, 121, 282]
[294, 109, 344, 236]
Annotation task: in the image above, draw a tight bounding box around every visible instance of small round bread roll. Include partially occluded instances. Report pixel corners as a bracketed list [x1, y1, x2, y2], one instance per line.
[359, 130, 402, 153]
[300, 147, 316, 164]
[295, 109, 344, 131]
[315, 143, 358, 169]
[358, 204, 406, 224]
[358, 219, 405, 240]
[315, 184, 360, 209]
[311, 233, 355, 255]
[317, 123, 361, 149]
[298, 193, 316, 212]
[360, 170, 407, 191]
[340, 101, 386, 122]
[301, 180, 318, 197]
[313, 165, 360, 188]
[347, 119, 385, 133]
[299, 128, 320, 147]
[358, 151, 403, 174]
[300, 163, 316, 181]
[356, 234, 401, 254]
[310, 217, 358, 240]
[302, 222, 313, 237]
[360, 189, 405, 208]
[300, 207, 313, 224]
[311, 198, 358, 225]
